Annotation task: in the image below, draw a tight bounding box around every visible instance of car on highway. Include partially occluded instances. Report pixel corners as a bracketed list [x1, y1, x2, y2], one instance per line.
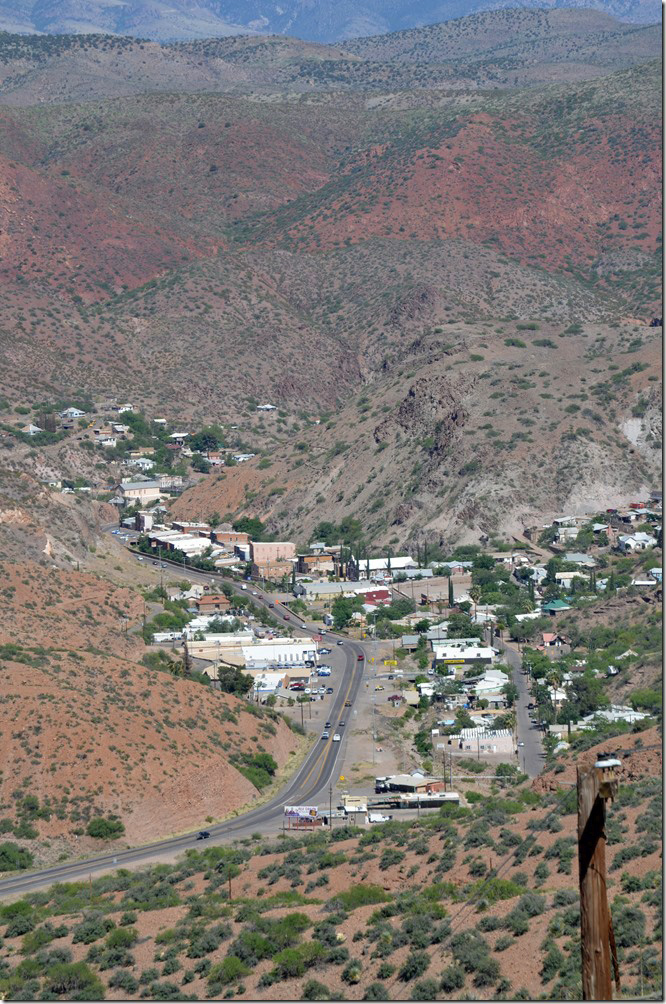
[338, 721, 345, 727]
[325, 721, 332, 728]
[321, 732, 329, 740]
[196, 831, 210, 840]
[252, 590, 258, 595]
[518, 740, 525, 747]
[337, 640, 344, 646]
[269, 603, 275, 608]
[152, 561, 159, 565]
[387, 674, 394, 680]
[160, 562, 167, 567]
[332, 734, 341, 742]
[357, 654, 364, 661]
[375, 685, 384, 691]
[319, 647, 332, 655]
[284, 615, 290, 621]
[344, 700, 352, 707]
[112, 529, 120, 534]
[241, 585, 248, 590]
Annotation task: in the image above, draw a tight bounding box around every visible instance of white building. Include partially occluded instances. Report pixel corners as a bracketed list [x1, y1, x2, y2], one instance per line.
[60, 407, 86, 419]
[618, 533, 657, 552]
[241, 638, 318, 670]
[439, 728, 514, 755]
[256, 404, 277, 411]
[347, 555, 416, 581]
[21, 424, 43, 436]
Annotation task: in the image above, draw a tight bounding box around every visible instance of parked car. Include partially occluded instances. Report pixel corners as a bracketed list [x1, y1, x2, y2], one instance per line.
[326, 687, 334, 694]
[332, 734, 341, 742]
[375, 685, 384, 691]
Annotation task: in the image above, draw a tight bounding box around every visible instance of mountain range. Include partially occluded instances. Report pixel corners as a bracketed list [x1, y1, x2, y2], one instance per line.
[0, 0, 660, 42]
[0, 8, 661, 544]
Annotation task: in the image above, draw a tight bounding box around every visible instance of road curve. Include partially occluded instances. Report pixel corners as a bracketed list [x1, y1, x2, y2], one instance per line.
[0, 543, 367, 897]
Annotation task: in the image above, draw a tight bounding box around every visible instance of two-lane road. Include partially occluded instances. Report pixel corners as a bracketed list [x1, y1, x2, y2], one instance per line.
[495, 636, 544, 778]
[0, 545, 368, 897]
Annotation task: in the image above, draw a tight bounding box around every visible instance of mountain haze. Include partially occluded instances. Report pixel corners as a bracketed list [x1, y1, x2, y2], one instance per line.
[0, 0, 659, 42]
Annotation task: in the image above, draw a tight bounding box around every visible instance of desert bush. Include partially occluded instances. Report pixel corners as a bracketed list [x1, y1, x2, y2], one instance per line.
[399, 950, 430, 981]
[440, 963, 466, 992]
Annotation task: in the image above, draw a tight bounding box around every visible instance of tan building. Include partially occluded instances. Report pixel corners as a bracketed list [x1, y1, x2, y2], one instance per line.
[252, 559, 294, 582]
[250, 541, 295, 564]
[212, 529, 251, 546]
[118, 480, 162, 504]
[296, 553, 335, 575]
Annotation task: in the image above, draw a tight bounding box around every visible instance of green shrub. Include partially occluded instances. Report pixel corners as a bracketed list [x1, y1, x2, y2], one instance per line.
[440, 963, 465, 992]
[334, 885, 391, 911]
[302, 978, 331, 1000]
[411, 977, 440, 1000]
[44, 961, 105, 999]
[364, 983, 389, 1001]
[341, 958, 363, 984]
[399, 950, 430, 981]
[0, 841, 33, 871]
[86, 817, 125, 840]
[208, 955, 250, 986]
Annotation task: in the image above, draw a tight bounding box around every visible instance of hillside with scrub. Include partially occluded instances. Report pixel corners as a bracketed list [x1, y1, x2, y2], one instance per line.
[0, 561, 302, 867]
[0, 728, 660, 1001]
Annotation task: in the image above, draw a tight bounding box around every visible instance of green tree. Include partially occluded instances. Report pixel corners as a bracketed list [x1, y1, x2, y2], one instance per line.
[217, 666, 253, 696]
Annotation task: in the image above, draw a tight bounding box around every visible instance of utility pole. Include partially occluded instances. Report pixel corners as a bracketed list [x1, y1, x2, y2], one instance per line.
[329, 782, 333, 829]
[577, 757, 621, 1001]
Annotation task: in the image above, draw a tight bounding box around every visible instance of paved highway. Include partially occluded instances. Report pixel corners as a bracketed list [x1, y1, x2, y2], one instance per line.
[0, 541, 368, 897]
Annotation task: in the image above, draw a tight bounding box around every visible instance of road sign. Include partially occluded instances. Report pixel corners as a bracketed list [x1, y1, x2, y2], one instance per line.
[284, 805, 318, 819]
[339, 775, 345, 782]
[384, 659, 398, 666]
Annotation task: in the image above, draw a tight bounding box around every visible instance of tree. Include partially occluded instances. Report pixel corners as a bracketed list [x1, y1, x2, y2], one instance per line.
[0, 841, 33, 871]
[448, 577, 454, 607]
[217, 665, 253, 696]
[191, 454, 210, 473]
[502, 681, 519, 707]
[469, 585, 481, 620]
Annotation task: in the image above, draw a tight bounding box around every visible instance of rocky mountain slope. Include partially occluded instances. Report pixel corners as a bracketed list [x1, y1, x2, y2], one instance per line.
[0, 12, 660, 543]
[0, 0, 660, 43]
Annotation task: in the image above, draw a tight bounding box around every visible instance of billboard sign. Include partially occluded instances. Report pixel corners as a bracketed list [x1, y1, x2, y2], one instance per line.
[284, 805, 318, 819]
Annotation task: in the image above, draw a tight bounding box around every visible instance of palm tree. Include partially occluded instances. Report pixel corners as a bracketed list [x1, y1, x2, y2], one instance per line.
[469, 585, 482, 622]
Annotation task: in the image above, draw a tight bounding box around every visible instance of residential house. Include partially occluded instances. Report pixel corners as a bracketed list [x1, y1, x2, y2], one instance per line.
[444, 728, 514, 756]
[169, 432, 189, 447]
[116, 403, 134, 414]
[541, 632, 566, 649]
[127, 457, 154, 471]
[21, 424, 43, 436]
[555, 570, 588, 587]
[256, 403, 277, 411]
[195, 594, 232, 615]
[232, 453, 256, 462]
[564, 552, 596, 567]
[99, 437, 117, 448]
[555, 526, 580, 543]
[618, 533, 657, 552]
[542, 599, 572, 615]
[59, 407, 86, 419]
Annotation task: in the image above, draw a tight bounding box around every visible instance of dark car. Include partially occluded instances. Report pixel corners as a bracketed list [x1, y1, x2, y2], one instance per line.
[326, 687, 334, 694]
[325, 721, 332, 728]
[196, 831, 210, 840]
[344, 700, 352, 707]
[284, 615, 290, 621]
[269, 603, 275, 608]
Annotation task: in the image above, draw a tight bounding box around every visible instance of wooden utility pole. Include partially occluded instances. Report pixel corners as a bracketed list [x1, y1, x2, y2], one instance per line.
[577, 758, 621, 1001]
